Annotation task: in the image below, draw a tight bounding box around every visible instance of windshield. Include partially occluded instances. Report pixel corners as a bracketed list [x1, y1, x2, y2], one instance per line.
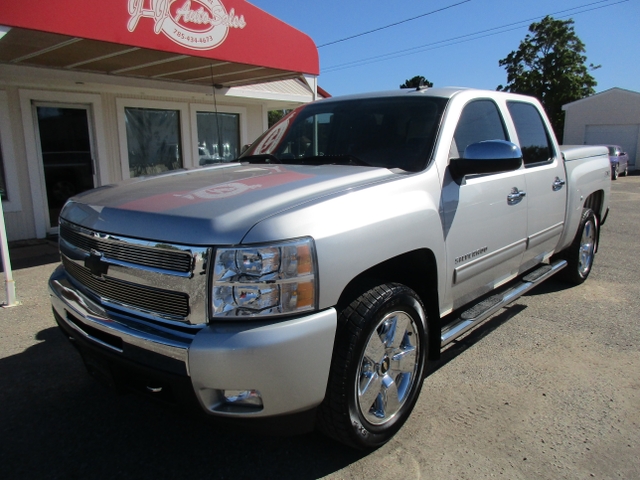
[241, 96, 448, 172]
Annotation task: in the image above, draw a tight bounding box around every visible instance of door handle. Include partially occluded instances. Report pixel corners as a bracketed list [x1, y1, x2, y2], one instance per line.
[507, 187, 526, 205]
[552, 177, 566, 191]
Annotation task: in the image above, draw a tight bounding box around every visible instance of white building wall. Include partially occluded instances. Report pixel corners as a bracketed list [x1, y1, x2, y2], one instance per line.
[0, 65, 315, 241]
[1, 86, 37, 241]
[563, 88, 640, 169]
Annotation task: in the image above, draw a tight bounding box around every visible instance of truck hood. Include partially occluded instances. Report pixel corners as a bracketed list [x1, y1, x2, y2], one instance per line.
[61, 163, 395, 245]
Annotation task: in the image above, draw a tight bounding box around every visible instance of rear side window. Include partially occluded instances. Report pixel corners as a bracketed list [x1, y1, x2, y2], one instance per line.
[507, 101, 554, 166]
[452, 100, 507, 158]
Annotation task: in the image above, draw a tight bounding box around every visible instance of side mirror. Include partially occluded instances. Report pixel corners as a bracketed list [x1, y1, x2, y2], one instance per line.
[449, 140, 523, 178]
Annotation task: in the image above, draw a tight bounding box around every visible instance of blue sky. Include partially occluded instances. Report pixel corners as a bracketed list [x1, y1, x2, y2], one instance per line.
[249, 0, 640, 97]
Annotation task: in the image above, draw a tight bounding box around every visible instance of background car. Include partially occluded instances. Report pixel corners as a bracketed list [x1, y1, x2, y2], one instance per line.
[603, 145, 629, 180]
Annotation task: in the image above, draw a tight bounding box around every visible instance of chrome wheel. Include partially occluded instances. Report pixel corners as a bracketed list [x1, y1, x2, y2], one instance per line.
[317, 283, 428, 449]
[578, 218, 596, 277]
[558, 208, 599, 285]
[356, 310, 420, 426]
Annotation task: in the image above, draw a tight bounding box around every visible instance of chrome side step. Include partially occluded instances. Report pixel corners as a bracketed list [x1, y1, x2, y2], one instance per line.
[440, 260, 567, 347]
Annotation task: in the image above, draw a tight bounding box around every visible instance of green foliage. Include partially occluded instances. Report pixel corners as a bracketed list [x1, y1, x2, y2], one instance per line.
[268, 109, 291, 127]
[497, 16, 598, 142]
[400, 76, 433, 89]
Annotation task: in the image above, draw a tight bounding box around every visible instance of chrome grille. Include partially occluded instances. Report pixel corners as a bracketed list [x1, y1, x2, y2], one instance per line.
[64, 258, 190, 318]
[58, 220, 210, 325]
[60, 223, 192, 273]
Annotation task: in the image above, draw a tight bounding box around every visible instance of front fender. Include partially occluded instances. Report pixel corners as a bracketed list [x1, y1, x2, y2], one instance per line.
[243, 170, 446, 310]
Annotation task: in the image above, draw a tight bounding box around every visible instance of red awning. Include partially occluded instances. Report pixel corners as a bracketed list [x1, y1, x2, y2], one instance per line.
[0, 0, 318, 87]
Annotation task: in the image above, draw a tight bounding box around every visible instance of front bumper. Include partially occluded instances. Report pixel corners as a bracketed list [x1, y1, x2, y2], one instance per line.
[49, 265, 337, 423]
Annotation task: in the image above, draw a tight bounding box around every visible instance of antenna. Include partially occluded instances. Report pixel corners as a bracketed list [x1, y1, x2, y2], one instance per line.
[210, 65, 223, 160]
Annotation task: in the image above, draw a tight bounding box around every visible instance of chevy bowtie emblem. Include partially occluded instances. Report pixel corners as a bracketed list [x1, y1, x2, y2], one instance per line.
[85, 250, 109, 278]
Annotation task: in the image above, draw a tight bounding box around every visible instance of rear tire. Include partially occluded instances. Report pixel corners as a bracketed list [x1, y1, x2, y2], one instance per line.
[612, 165, 619, 180]
[317, 283, 428, 449]
[558, 208, 598, 285]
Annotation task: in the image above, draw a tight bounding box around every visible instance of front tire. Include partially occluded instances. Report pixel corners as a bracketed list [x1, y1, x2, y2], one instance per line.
[317, 283, 428, 449]
[612, 165, 619, 180]
[558, 208, 598, 285]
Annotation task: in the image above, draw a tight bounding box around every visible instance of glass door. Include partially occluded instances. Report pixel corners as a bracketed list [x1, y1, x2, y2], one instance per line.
[34, 104, 96, 230]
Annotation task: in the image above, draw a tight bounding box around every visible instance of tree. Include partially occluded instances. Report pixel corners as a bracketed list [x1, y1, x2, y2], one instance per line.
[400, 76, 433, 89]
[497, 16, 598, 142]
[268, 109, 291, 127]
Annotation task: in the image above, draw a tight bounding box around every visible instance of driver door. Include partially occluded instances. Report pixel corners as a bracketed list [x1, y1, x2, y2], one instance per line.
[441, 99, 528, 310]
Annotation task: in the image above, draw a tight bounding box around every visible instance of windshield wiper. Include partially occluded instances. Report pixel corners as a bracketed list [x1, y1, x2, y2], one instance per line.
[297, 154, 371, 167]
[239, 153, 371, 167]
[239, 154, 281, 164]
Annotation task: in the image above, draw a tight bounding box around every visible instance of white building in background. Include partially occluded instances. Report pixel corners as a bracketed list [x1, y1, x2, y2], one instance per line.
[563, 88, 640, 170]
[0, 1, 325, 242]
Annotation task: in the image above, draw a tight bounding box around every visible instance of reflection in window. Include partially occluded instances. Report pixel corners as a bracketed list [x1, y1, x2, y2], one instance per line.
[273, 113, 333, 159]
[453, 100, 507, 157]
[125, 107, 182, 177]
[0, 137, 6, 201]
[507, 102, 553, 166]
[37, 106, 94, 227]
[245, 97, 447, 172]
[196, 112, 240, 166]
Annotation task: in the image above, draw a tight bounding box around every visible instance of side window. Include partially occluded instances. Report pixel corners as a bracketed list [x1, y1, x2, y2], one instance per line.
[507, 101, 554, 166]
[451, 100, 507, 158]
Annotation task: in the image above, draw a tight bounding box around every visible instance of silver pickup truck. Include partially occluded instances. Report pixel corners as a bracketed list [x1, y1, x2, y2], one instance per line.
[49, 87, 610, 449]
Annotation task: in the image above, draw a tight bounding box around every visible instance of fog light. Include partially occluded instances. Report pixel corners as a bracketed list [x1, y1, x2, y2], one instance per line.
[223, 389, 263, 408]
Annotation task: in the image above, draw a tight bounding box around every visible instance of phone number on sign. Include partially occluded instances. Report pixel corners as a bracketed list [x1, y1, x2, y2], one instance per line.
[172, 29, 215, 44]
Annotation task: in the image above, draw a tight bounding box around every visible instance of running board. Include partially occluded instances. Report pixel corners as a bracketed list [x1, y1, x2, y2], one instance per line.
[440, 260, 567, 347]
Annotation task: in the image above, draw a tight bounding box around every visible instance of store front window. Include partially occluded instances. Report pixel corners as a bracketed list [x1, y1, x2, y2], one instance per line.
[196, 112, 240, 165]
[125, 107, 182, 177]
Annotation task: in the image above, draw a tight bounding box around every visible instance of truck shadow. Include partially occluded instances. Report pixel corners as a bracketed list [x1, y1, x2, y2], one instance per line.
[522, 277, 574, 296]
[426, 274, 571, 378]
[0, 327, 365, 479]
[2, 241, 60, 272]
[0, 293, 551, 478]
[426, 275, 573, 376]
[426, 303, 528, 377]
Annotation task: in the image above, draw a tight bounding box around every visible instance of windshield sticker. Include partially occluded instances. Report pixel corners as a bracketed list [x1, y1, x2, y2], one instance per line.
[252, 110, 300, 154]
[127, 0, 246, 51]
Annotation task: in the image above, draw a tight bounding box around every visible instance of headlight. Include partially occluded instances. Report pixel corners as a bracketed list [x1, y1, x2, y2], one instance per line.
[211, 237, 317, 318]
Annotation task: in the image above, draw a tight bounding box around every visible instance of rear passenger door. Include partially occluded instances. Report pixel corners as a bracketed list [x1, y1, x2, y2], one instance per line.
[442, 99, 528, 310]
[507, 101, 567, 271]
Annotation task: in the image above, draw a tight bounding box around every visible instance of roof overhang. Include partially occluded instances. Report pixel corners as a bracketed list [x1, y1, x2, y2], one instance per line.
[0, 0, 319, 88]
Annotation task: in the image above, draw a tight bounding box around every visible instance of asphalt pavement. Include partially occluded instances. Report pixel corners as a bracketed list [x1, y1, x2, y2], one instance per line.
[1, 174, 639, 479]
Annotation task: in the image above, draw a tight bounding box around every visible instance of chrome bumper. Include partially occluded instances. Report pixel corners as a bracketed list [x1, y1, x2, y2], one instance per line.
[49, 265, 337, 418]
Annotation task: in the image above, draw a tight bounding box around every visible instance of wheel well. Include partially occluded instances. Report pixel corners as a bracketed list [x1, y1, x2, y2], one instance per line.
[336, 249, 441, 360]
[584, 190, 604, 223]
[583, 190, 605, 251]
